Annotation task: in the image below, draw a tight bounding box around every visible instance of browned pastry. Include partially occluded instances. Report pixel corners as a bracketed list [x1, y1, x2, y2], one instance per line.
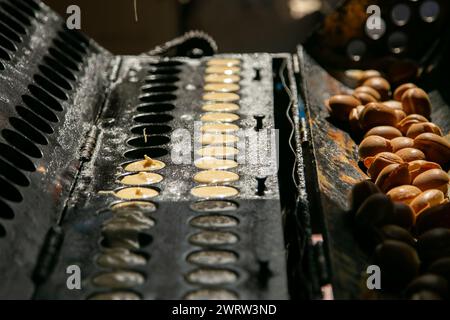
[349, 105, 365, 136]
[393, 83, 417, 101]
[363, 77, 391, 101]
[410, 189, 448, 216]
[397, 114, 428, 135]
[359, 102, 398, 130]
[328, 94, 361, 121]
[415, 203, 450, 235]
[374, 240, 420, 291]
[382, 100, 403, 111]
[387, 185, 422, 205]
[353, 91, 377, 104]
[401, 88, 432, 119]
[390, 137, 415, 153]
[364, 126, 402, 140]
[354, 85, 381, 101]
[359, 135, 393, 160]
[395, 148, 426, 163]
[413, 133, 450, 166]
[406, 122, 443, 139]
[365, 152, 404, 179]
[375, 163, 411, 193]
[408, 160, 442, 181]
[412, 169, 449, 193]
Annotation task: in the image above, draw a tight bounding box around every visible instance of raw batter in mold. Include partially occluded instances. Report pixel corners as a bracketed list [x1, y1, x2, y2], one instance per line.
[194, 157, 238, 170]
[204, 74, 240, 84]
[202, 103, 240, 112]
[203, 92, 240, 102]
[204, 83, 240, 93]
[197, 146, 239, 158]
[193, 170, 239, 184]
[191, 186, 239, 198]
[114, 187, 159, 200]
[199, 134, 239, 145]
[119, 172, 163, 185]
[201, 113, 239, 122]
[111, 201, 157, 211]
[92, 271, 145, 288]
[201, 123, 239, 133]
[206, 66, 240, 75]
[123, 155, 165, 172]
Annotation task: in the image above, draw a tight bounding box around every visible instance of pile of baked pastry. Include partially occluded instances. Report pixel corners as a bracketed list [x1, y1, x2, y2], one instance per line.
[327, 70, 450, 299]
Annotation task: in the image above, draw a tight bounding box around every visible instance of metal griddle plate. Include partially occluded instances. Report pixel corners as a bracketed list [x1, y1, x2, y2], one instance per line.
[34, 54, 289, 300]
[296, 46, 450, 299]
[0, 0, 111, 299]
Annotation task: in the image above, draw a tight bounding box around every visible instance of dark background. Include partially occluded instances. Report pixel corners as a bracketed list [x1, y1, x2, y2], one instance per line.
[41, 0, 339, 55]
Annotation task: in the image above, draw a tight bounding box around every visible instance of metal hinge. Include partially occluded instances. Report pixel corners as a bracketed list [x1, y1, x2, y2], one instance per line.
[80, 125, 99, 162]
[32, 226, 64, 286]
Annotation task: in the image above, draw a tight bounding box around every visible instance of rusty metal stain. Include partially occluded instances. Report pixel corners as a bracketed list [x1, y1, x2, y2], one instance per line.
[317, 170, 333, 194]
[340, 174, 360, 185]
[337, 153, 350, 165]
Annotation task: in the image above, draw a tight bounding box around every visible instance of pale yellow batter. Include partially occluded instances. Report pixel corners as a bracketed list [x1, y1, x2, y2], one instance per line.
[204, 83, 240, 93]
[123, 156, 165, 172]
[194, 157, 238, 170]
[197, 146, 239, 158]
[193, 170, 239, 184]
[187, 250, 238, 265]
[201, 123, 239, 133]
[206, 66, 240, 75]
[202, 103, 240, 112]
[207, 58, 241, 67]
[92, 271, 145, 288]
[119, 172, 163, 185]
[114, 187, 159, 200]
[203, 92, 240, 102]
[200, 113, 239, 122]
[191, 186, 239, 198]
[199, 134, 239, 145]
[96, 248, 147, 269]
[204, 74, 240, 84]
[111, 201, 157, 211]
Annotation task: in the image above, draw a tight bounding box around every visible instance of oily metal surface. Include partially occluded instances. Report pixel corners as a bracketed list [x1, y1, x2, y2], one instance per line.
[35, 54, 288, 299]
[36, 200, 287, 299]
[297, 47, 450, 299]
[0, 0, 112, 299]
